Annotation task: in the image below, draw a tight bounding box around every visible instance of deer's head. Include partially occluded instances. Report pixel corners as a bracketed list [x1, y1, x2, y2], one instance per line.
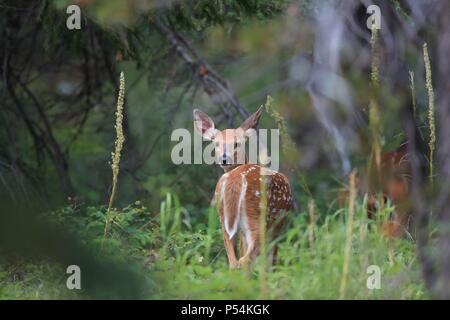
[193, 107, 263, 171]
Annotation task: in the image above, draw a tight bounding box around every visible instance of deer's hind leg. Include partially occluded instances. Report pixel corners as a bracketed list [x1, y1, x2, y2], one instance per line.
[221, 222, 239, 269]
[238, 225, 260, 269]
[239, 231, 246, 258]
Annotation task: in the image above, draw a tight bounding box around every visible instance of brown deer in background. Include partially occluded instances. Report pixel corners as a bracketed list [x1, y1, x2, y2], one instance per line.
[193, 107, 292, 269]
[335, 147, 412, 238]
[367, 149, 412, 238]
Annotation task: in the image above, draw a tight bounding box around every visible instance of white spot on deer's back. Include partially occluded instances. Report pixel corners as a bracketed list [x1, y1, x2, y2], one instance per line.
[261, 167, 277, 177]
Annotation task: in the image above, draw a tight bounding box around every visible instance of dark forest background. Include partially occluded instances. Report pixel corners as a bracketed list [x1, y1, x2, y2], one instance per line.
[1, 0, 450, 299]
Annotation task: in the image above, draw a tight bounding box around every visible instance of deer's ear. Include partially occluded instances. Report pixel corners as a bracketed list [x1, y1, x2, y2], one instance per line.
[239, 106, 263, 131]
[193, 109, 218, 141]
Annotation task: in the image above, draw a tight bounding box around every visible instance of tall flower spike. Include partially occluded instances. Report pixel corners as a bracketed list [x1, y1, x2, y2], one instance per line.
[423, 43, 436, 185]
[104, 71, 125, 238]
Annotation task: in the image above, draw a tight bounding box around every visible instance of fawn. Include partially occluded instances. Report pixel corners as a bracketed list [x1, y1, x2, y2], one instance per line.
[193, 107, 292, 269]
[336, 148, 412, 237]
[366, 149, 412, 237]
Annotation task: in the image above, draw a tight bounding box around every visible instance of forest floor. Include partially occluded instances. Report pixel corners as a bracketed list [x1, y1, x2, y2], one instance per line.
[0, 195, 426, 299]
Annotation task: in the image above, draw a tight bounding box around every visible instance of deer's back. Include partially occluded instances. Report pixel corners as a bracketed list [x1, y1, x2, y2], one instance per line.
[214, 164, 292, 239]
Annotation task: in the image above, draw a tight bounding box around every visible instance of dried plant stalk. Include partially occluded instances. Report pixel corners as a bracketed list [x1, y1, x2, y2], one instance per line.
[258, 174, 268, 297]
[367, 22, 383, 215]
[308, 199, 316, 250]
[264, 95, 295, 152]
[409, 70, 416, 119]
[340, 170, 356, 299]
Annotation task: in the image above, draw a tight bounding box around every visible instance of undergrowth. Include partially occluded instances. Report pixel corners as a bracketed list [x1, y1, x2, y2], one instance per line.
[0, 193, 426, 299]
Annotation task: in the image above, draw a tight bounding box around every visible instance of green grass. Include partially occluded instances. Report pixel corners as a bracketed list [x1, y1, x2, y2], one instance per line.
[0, 193, 426, 299]
[0, 260, 79, 299]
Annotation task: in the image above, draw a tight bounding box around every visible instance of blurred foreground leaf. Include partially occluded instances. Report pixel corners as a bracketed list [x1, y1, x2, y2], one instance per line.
[0, 195, 150, 299]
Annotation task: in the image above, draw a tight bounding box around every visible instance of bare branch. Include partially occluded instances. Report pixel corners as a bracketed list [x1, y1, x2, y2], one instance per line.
[153, 18, 250, 122]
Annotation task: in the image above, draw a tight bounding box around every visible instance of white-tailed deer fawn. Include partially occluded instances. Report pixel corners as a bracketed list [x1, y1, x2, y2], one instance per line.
[193, 107, 292, 269]
[336, 148, 412, 238]
[367, 149, 412, 237]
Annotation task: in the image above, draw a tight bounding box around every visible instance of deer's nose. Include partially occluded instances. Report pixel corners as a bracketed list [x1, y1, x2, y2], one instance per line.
[220, 154, 232, 165]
